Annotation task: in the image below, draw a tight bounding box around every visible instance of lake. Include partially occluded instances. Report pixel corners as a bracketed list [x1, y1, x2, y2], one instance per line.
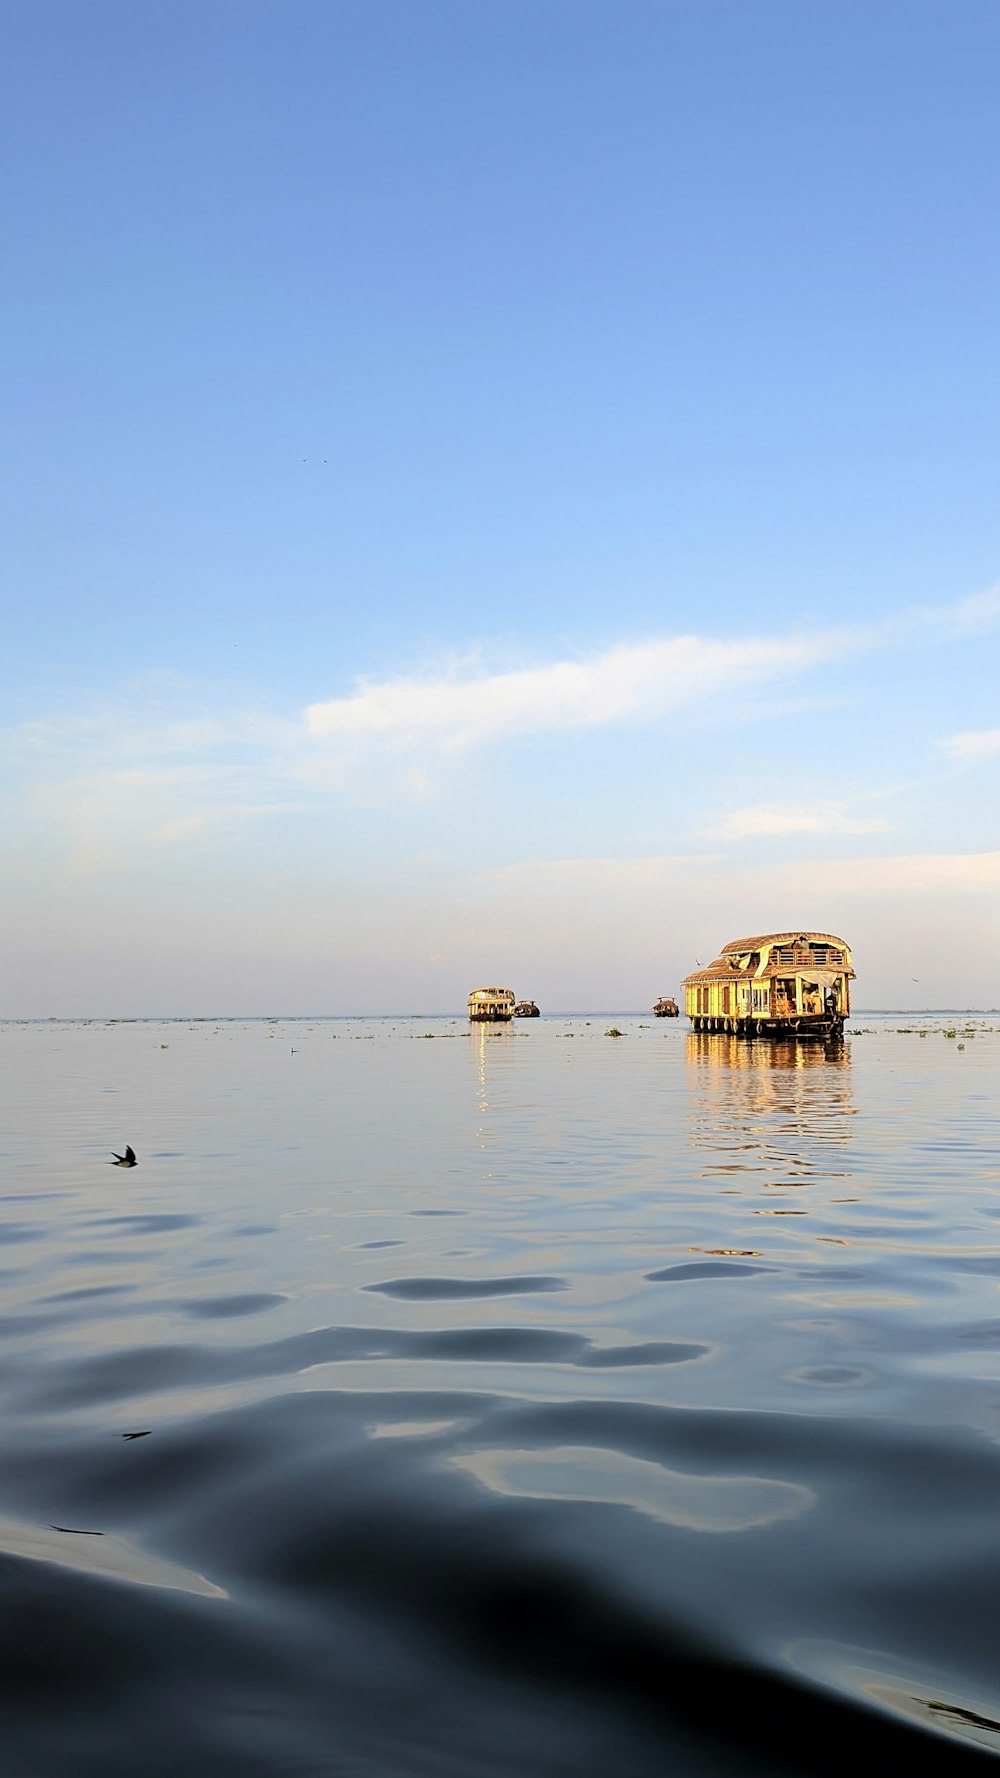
[1, 1012, 999, 1774]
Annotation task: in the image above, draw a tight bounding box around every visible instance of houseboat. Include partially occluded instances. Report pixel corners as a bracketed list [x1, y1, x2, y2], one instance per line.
[652, 997, 679, 1017]
[514, 1000, 540, 1018]
[468, 987, 516, 1023]
[683, 932, 854, 1037]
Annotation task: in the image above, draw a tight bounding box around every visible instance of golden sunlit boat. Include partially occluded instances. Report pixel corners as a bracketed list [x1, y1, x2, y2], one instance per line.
[683, 932, 854, 1037]
[467, 987, 516, 1023]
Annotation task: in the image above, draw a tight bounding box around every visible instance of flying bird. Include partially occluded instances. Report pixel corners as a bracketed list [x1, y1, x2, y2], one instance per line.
[111, 1146, 137, 1168]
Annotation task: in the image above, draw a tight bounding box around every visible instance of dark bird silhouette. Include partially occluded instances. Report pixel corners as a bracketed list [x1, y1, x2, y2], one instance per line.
[111, 1145, 137, 1168]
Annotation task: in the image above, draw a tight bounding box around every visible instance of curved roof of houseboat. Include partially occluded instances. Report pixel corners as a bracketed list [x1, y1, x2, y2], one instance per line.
[720, 931, 849, 952]
[683, 932, 854, 987]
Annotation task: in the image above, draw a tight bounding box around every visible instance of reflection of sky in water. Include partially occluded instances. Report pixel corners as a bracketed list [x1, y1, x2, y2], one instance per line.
[453, 1444, 813, 1532]
[790, 1641, 1000, 1757]
[0, 1511, 224, 1599]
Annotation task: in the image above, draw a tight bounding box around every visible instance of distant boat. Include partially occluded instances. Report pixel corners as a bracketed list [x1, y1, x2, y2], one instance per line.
[514, 1000, 540, 1018]
[683, 932, 854, 1036]
[468, 987, 516, 1023]
[652, 997, 679, 1018]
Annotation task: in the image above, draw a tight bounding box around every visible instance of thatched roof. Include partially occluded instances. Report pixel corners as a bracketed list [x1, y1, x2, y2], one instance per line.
[720, 931, 849, 953]
[683, 932, 854, 987]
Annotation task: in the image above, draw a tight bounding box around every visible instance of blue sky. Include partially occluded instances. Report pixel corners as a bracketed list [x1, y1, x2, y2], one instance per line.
[3, 0, 998, 1014]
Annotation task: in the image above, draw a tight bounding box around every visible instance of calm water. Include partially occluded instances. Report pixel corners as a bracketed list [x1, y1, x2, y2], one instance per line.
[2, 1012, 1000, 1775]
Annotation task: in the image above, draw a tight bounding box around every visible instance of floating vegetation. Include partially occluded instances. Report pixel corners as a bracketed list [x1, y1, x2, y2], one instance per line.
[605, 1027, 625, 1038]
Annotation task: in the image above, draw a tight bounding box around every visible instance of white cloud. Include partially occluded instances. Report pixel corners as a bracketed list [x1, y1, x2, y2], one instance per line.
[302, 581, 1000, 775]
[6, 581, 1000, 862]
[713, 802, 889, 841]
[940, 728, 1000, 764]
[304, 631, 849, 753]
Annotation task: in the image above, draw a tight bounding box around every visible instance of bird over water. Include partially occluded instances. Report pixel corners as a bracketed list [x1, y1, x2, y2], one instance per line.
[111, 1145, 137, 1168]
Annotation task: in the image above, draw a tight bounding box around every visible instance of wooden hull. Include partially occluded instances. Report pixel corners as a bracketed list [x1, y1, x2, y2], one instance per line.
[689, 1014, 845, 1039]
[469, 1008, 513, 1023]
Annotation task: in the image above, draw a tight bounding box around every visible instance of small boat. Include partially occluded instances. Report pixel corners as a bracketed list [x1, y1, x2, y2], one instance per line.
[468, 987, 516, 1023]
[683, 932, 854, 1036]
[652, 997, 679, 1017]
[514, 1000, 540, 1018]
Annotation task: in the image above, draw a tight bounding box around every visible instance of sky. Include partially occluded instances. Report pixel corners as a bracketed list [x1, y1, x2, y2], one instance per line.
[2, 0, 999, 1016]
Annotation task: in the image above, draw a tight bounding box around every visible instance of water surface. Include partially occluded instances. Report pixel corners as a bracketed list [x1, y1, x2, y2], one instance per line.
[2, 1012, 999, 1774]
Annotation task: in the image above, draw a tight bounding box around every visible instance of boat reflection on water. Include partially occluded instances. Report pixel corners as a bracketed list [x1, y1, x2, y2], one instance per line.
[685, 1029, 850, 1071]
[684, 1028, 856, 1200]
[469, 1016, 516, 1180]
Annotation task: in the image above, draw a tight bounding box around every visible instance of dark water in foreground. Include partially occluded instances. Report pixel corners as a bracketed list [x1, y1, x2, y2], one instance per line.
[2, 1013, 1000, 1775]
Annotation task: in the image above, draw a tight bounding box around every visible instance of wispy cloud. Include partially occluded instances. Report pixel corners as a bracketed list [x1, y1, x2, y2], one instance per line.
[4, 582, 999, 863]
[713, 802, 890, 841]
[940, 728, 1000, 764]
[304, 631, 849, 754]
[22, 764, 297, 874]
[477, 849, 1000, 901]
[927, 585, 1000, 637]
[302, 582, 1000, 777]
